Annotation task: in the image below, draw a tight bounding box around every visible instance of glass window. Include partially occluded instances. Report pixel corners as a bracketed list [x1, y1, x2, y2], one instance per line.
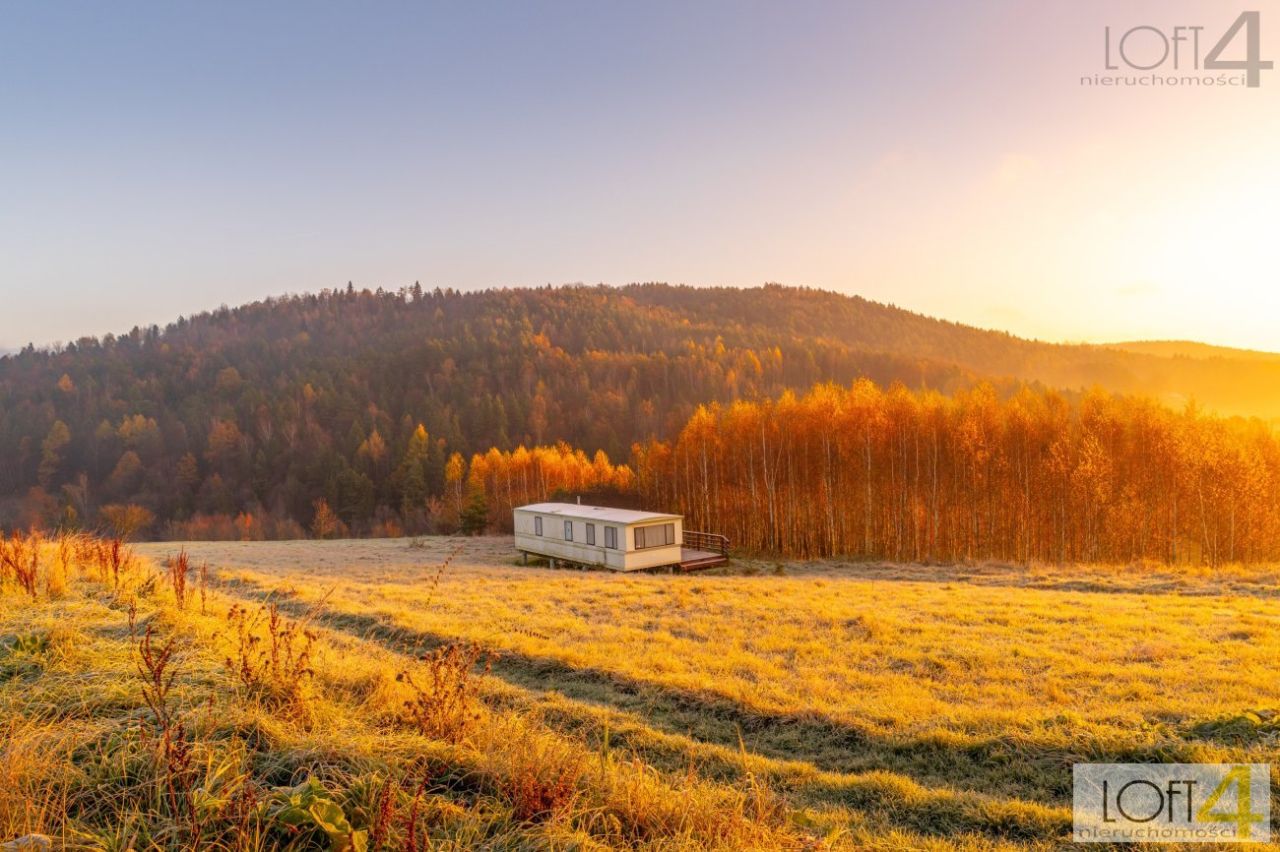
[604, 526, 617, 549]
[564, 520, 573, 541]
[586, 523, 596, 545]
[534, 516, 542, 536]
[635, 523, 675, 549]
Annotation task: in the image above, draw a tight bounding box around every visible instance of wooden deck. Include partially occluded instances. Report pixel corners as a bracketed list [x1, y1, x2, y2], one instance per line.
[677, 530, 730, 571]
[678, 546, 729, 571]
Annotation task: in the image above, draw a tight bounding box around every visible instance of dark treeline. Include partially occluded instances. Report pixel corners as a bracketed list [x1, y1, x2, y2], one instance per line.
[0, 284, 991, 537]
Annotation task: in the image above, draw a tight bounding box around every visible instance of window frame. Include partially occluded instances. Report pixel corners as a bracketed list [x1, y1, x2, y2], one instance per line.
[534, 516, 543, 536]
[564, 520, 573, 541]
[586, 523, 596, 545]
[604, 526, 617, 549]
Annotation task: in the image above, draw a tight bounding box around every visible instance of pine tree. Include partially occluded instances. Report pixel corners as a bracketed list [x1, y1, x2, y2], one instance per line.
[38, 420, 71, 488]
[459, 486, 489, 536]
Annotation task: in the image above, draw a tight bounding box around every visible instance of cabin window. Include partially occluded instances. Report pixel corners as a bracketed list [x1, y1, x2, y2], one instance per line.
[586, 523, 596, 545]
[604, 526, 617, 549]
[564, 520, 573, 541]
[534, 516, 543, 536]
[635, 523, 675, 549]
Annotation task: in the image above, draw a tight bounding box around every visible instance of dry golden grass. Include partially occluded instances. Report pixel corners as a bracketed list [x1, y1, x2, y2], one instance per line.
[5, 534, 1278, 849]
[1, 536, 805, 850]
[132, 536, 1280, 850]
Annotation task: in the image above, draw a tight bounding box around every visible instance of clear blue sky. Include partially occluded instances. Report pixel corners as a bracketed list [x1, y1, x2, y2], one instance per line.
[3, 1, 1278, 351]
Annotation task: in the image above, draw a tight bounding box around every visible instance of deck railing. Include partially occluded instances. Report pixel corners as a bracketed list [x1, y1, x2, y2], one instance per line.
[682, 530, 729, 557]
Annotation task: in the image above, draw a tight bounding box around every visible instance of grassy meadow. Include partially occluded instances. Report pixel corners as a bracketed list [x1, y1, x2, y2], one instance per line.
[3, 534, 1280, 850]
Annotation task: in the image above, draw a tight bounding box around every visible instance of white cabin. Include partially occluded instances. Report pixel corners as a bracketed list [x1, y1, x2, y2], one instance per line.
[513, 502, 684, 572]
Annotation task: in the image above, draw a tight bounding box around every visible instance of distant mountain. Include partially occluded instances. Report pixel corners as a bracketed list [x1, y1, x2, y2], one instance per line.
[617, 286, 1280, 419]
[1, 282, 1277, 533]
[1104, 340, 1280, 364]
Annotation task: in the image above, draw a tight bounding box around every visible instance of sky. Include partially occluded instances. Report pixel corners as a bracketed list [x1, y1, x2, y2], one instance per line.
[2, 1, 1279, 352]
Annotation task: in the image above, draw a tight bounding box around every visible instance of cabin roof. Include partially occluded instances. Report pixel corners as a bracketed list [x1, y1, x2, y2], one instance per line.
[514, 502, 682, 524]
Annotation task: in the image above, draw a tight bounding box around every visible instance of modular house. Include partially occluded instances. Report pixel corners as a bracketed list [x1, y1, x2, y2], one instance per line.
[513, 502, 684, 572]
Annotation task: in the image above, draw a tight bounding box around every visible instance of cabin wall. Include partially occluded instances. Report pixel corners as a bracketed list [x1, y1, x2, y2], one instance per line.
[622, 518, 683, 570]
[513, 510, 686, 571]
[513, 510, 627, 570]
[620, 542, 682, 570]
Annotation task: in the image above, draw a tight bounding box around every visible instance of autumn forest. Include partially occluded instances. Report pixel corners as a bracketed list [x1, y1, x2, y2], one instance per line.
[2, 283, 1278, 565]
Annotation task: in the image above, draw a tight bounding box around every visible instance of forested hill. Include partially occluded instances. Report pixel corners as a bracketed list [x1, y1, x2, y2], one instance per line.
[618, 286, 1280, 416]
[1, 283, 1277, 536]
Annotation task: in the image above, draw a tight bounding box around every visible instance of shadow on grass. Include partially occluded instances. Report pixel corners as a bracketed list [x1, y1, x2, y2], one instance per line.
[216, 575, 1209, 841]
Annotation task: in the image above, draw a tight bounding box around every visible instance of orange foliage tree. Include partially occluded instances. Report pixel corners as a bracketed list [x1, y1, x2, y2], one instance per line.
[633, 380, 1280, 566]
[460, 443, 635, 533]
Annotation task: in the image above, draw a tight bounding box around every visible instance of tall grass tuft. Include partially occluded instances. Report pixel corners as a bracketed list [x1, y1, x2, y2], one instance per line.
[222, 602, 316, 714]
[134, 622, 200, 840]
[0, 532, 40, 598]
[166, 548, 191, 610]
[397, 642, 490, 743]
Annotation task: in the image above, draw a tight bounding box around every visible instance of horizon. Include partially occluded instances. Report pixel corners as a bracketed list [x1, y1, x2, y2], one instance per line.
[3, 280, 1279, 358]
[4, 2, 1280, 352]
[1, 279, 1279, 357]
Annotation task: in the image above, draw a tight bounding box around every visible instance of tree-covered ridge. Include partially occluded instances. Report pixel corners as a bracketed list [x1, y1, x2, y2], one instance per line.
[0, 284, 982, 534]
[619, 285, 1280, 418]
[2, 282, 1277, 540]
